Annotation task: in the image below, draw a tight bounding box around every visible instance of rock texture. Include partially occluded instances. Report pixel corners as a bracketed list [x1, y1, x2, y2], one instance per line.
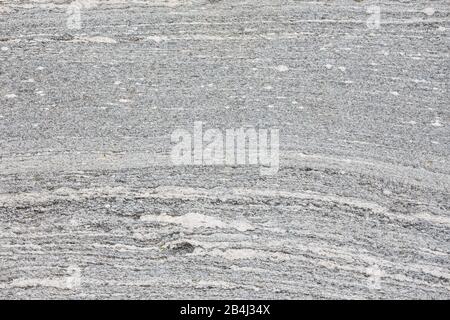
[0, 0, 449, 299]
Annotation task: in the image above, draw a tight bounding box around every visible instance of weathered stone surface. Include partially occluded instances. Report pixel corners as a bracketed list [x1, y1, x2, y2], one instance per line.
[0, 0, 449, 299]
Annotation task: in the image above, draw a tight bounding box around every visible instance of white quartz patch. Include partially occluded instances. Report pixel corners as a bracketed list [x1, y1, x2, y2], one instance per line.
[140, 212, 254, 232]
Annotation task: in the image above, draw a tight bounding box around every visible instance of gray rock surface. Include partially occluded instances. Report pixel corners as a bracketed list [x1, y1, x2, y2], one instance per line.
[0, 0, 449, 299]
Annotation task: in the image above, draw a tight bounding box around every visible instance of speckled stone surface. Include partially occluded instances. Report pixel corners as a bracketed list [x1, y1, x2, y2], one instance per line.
[0, 0, 449, 299]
